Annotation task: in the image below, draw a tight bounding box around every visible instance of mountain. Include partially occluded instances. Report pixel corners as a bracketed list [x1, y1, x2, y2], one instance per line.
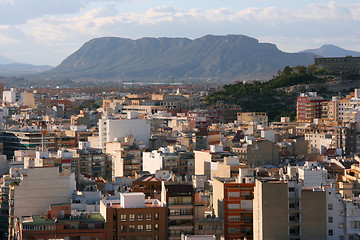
[33, 35, 316, 82]
[301, 44, 360, 58]
[0, 63, 53, 76]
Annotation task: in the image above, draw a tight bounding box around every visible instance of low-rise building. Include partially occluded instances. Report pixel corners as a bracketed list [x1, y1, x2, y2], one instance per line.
[16, 203, 106, 240]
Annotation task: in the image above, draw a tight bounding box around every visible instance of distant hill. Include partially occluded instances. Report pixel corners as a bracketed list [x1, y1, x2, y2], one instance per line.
[301, 44, 360, 58]
[0, 63, 53, 76]
[0, 55, 15, 64]
[32, 35, 316, 82]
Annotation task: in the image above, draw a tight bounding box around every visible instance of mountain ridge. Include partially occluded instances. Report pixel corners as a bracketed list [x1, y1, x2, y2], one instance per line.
[301, 44, 360, 57]
[0, 63, 53, 77]
[32, 34, 316, 82]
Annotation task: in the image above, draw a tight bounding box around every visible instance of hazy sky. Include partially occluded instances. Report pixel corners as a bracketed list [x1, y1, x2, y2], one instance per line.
[0, 0, 359, 66]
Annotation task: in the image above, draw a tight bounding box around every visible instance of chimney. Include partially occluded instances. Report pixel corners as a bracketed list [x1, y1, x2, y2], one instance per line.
[47, 209, 51, 219]
[41, 212, 44, 218]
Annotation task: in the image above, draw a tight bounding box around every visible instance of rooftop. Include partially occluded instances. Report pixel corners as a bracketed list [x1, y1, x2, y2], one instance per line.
[22, 213, 104, 226]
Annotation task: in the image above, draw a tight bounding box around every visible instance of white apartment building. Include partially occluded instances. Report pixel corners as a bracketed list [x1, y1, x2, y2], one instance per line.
[143, 150, 164, 174]
[98, 116, 150, 151]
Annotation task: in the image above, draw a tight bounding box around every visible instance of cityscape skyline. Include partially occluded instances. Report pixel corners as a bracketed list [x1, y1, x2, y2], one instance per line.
[0, 0, 359, 66]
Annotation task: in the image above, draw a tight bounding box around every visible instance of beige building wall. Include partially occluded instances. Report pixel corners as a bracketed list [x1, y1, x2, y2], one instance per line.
[212, 178, 225, 218]
[295, 139, 309, 156]
[247, 140, 280, 166]
[237, 112, 268, 126]
[301, 190, 327, 239]
[194, 151, 212, 177]
[13, 167, 75, 218]
[22, 92, 36, 108]
[253, 180, 288, 240]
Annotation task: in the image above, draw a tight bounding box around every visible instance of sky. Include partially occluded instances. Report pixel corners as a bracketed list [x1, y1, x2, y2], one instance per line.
[0, 0, 359, 66]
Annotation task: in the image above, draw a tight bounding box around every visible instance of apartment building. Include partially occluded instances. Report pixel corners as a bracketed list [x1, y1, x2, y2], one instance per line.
[232, 139, 280, 167]
[304, 125, 355, 156]
[194, 147, 231, 180]
[161, 182, 195, 240]
[315, 56, 360, 74]
[68, 142, 110, 180]
[100, 193, 167, 240]
[9, 167, 76, 238]
[0, 126, 55, 159]
[297, 92, 324, 123]
[253, 179, 327, 240]
[237, 112, 268, 127]
[99, 116, 151, 151]
[213, 176, 254, 240]
[16, 203, 106, 240]
[143, 148, 194, 179]
[106, 136, 145, 179]
[194, 204, 223, 238]
[187, 110, 220, 129]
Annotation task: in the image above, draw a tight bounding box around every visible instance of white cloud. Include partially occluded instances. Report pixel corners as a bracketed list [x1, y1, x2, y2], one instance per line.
[0, 0, 137, 24]
[19, 3, 360, 44]
[1, 2, 360, 65]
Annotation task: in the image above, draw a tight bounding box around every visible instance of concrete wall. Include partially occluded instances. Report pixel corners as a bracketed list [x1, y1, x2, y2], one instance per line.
[212, 178, 224, 218]
[194, 151, 212, 177]
[253, 180, 288, 240]
[143, 151, 163, 174]
[14, 167, 75, 218]
[301, 190, 327, 239]
[99, 118, 151, 150]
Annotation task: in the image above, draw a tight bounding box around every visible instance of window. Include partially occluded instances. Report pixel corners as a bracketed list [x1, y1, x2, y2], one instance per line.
[155, 224, 159, 231]
[129, 225, 135, 232]
[328, 217, 333, 223]
[227, 191, 240, 197]
[228, 204, 240, 209]
[339, 210, 344, 216]
[146, 213, 152, 220]
[228, 228, 241, 233]
[138, 214, 143, 221]
[328, 229, 333, 236]
[350, 221, 360, 229]
[229, 216, 241, 221]
[339, 223, 344, 228]
[129, 214, 135, 221]
[138, 225, 144, 232]
[328, 204, 333, 210]
[121, 225, 127, 232]
[240, 191, 251, 197]
[289, 187, 295, 192]
[154, 213, 159, 220]
[198, 225, 203, 230]
[121, 214, 126, 221]
[146, 224, 152, 232]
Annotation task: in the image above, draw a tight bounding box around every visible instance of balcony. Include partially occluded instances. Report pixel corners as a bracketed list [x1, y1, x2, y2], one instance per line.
[168, 215, 193, 220]
[168, 205, 193, 209]
[168, 225, 193, 230]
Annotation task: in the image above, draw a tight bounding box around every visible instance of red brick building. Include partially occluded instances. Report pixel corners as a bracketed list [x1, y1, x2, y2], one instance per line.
[100, 193, 167, 240]
[297, 92, 324, 123]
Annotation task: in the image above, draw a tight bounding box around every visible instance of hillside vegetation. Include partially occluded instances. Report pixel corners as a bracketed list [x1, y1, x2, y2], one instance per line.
[205, 66, 326, 121]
